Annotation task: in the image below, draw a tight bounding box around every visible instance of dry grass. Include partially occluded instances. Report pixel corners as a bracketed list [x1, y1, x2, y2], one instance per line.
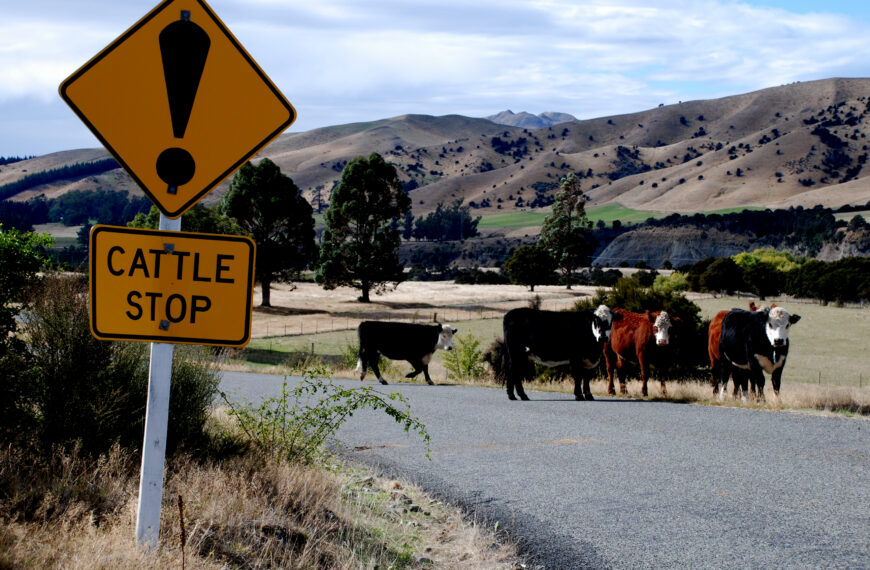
[0, 428, 525, 569]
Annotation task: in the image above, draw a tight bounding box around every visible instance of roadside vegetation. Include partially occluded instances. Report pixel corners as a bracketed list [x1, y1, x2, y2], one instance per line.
[0, 227, 524, 568]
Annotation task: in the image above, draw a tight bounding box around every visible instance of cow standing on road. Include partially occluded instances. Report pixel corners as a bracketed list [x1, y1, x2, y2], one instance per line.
[604, 309, 679, 397]
[357, 321, 457, 385]
[709, 301, 769, 397]
[503, 305, 617, 401]
[717, 307, 801, 401]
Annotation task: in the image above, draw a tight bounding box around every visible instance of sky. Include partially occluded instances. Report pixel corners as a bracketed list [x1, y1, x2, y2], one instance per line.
[2, 0, 870, 157]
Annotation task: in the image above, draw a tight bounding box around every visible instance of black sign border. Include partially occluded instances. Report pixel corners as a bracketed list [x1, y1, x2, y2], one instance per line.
[60, 0, 296, 219]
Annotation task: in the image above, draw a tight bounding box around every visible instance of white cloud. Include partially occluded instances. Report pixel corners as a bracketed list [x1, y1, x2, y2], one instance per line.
[2, 0, 870, 154]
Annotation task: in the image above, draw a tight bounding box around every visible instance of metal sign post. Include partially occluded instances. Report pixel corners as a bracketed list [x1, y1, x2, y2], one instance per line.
[60, 0, 292, 550]
[135, 214, 180, 548]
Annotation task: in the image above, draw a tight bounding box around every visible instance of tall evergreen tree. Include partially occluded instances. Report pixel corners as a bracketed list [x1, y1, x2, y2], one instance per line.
[219, 159, 316, 307]
[316, 153, 411, 302]
[538, 173, 594, 289]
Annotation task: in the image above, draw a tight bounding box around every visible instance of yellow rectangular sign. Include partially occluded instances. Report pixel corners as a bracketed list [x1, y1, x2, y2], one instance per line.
[90, 225, 255, 346]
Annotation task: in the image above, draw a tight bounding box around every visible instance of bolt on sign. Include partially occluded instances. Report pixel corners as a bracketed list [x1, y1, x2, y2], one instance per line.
[59, 0, 296, 219]
[90, 225, 255, 346]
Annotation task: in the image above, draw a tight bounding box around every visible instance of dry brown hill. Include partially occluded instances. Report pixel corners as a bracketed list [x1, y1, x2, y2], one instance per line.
[4, 77, 870, 217]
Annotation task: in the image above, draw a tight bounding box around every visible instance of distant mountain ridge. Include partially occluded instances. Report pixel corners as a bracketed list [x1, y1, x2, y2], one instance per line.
[4, 78, 870, 222]
[485, 110, 578, 129]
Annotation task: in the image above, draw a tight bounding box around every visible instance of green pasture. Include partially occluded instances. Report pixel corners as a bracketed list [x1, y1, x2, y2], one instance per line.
[692, 297, 869, 388]
[241, 295, 869, 388]
[477, 204, 765, 230]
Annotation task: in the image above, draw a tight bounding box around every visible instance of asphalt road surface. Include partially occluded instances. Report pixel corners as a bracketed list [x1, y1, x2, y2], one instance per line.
[220, 372, 869, 569]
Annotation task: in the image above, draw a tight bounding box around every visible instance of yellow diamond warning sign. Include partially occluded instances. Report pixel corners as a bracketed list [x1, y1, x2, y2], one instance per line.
[60, 0, 296, 218]
[90, 225, 256, 346]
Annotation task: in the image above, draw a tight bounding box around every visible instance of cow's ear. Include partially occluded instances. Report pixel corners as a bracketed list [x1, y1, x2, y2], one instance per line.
[452, 328, 458, 334]
[789, 314, 801, 324]
[647, 312, 656, 322]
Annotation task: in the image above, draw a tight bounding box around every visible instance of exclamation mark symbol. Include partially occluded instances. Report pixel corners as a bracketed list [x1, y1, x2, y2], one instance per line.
[156, 11, 210, 195]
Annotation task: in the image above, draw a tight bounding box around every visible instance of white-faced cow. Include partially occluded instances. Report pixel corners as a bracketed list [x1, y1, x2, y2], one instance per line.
[503, 305, 618, 401]
[604, 309, 680, 397]
[356, 321, 457, 385]
[708, 301, 771, 397]
[717, 306, 801, 402]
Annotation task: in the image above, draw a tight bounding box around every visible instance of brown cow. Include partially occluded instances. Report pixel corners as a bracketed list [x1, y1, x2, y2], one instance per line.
[604, 308, 678, 397]
[708, 301, 774, 398]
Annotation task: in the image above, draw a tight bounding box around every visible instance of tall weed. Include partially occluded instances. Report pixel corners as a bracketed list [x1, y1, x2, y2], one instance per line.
[443, 333, 486, 380]
[221, 367, 430, 463]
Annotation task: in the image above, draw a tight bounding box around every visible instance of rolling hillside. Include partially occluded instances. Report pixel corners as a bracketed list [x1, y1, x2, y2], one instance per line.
[3, 77, 870, 223]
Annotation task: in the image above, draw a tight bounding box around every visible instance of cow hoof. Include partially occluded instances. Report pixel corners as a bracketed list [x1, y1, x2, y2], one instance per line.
[608, 388, 616, 396]
[379, 378, 389, 385]
[519, 394, 530, 401]
[585, 394, 595, 401]
[426, 380, 435, 386]
[508, 394, 517, 401]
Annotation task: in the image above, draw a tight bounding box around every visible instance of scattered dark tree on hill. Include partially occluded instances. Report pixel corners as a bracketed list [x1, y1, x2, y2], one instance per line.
[220, 159, 316, 307]
[316, 153, 411, 302]
[504, 244, 555, 292]
[0, 158, 119, 200]
[539, 173, 594, 289]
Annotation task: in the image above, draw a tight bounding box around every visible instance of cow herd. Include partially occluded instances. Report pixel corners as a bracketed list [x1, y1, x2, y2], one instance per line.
[355, 301, 800, 403]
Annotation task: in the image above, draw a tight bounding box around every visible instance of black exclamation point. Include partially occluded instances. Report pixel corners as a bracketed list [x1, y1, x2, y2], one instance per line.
[156, 11, 210, 195]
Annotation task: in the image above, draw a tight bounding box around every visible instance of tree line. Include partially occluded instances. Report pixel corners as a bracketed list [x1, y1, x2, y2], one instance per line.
[0, 157, 119, 200]
[0, 189, 152, 231]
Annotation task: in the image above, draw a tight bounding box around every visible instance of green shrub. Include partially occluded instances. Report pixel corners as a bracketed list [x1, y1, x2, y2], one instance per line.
[443, 333, 486, 380]
[9, 274, 222, 456]
[221, 367, 430, 464]
[574, 278, 707, 379]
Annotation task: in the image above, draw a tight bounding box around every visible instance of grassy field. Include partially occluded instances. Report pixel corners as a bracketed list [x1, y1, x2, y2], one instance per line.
[237, 294, 869, 415]
[477, 203, 765, 230]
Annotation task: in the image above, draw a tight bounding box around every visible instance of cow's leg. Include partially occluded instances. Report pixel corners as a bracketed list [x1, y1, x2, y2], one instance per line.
[422, 365, 434, 385]
[753, 369, 766, 402]
[718, 361, 731, 401]
[405, 359, 424, 379]
[710, 357, 720, 395]
[357, 349, 368, 381]
[369, 354, 388, 385]
[615, 358, 628, 395]
[733, 369, 749, 402]
[638, 352, 649, 397]
[504, 351, 519, 400]
[604, 347, 617, 395]
[571, 363, 594, 401]
[770, 365, 784, 404]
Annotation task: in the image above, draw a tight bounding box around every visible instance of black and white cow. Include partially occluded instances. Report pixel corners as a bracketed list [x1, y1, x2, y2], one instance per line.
[357, 321, 457, 385]
[717, 307, 801, 401]
[503, 305, 618, 401]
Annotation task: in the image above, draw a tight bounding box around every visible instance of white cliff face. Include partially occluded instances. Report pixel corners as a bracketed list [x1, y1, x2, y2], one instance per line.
[592, 226, 754, 268]
[816, 228, 870, 261]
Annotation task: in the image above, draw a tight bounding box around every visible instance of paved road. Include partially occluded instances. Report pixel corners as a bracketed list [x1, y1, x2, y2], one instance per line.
[220, 372, 869, 569]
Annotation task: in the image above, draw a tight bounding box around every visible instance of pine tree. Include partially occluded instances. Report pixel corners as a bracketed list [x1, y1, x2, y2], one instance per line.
[538, 173, 594, 289]
[316, 153, 410, 302]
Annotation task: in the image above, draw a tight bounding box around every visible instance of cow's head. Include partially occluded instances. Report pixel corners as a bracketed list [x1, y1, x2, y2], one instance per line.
[436, 324, 457, 351]
[764, 307, 800, 348]
[592, 305, 618, 342]
[650, 311, 679, 346]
